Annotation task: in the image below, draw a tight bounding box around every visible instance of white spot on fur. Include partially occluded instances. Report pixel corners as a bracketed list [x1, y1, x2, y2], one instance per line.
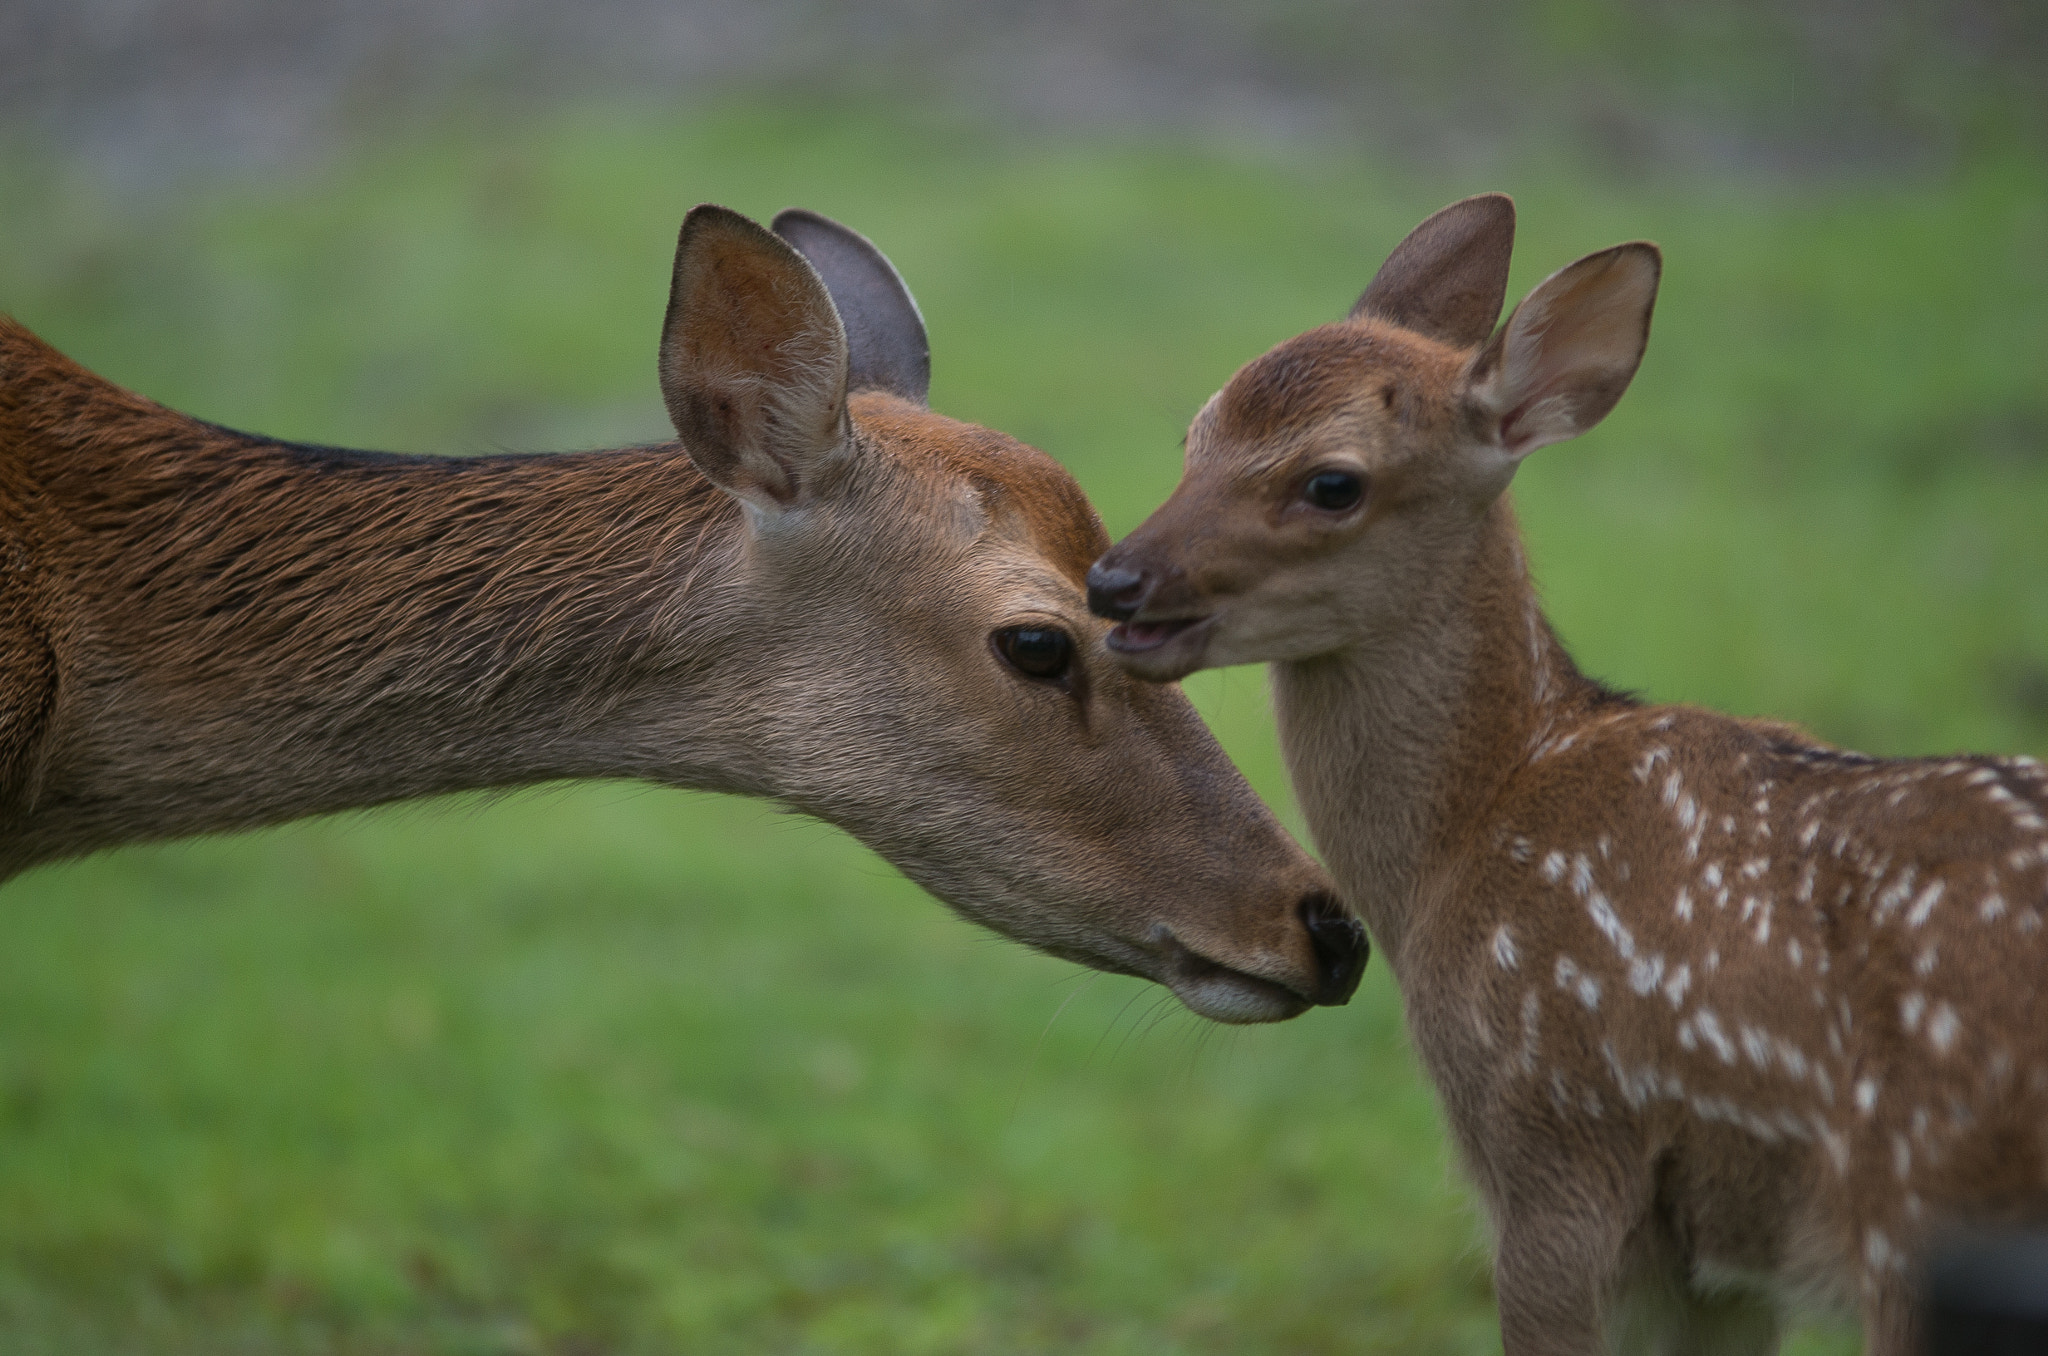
[1628, 954, 1665, 996]
[1540, 851, 1567, 884]
[1982, 892, 2009, 922]
[1674, 887, 1694, 923]
[1914, 946, 1937, 977]
[1703, 861, 1724, 889]
[1900, 991, 1927, 1033]
[1928, 1002, 1960, 1055]
[1584, 886, 1635, 960]
[1906, 879, 1946, 928]
[1554, 955, 1602, 1010]
[1493, 925, 1519, 971]
[1873, 867, 1919, 926]
[1518, 989, 1541, 1076]
[1662, 964, 1691, 1008]
[1855, 1077, 1880, 1114]
[1691, 1009, 1736, 1064]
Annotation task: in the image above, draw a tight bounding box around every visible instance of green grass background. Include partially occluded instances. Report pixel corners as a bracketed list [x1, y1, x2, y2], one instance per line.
[1, 101, 2045, 1352]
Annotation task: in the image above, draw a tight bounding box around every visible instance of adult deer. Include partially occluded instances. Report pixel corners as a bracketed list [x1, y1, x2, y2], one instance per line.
[1089, 194, 2048, 1350]
[0, 204, 1366, 1023]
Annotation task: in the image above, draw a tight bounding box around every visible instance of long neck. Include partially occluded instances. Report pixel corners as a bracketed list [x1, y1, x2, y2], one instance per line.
[1, 326, 755, 874]
[1272, 499, 1582, 968]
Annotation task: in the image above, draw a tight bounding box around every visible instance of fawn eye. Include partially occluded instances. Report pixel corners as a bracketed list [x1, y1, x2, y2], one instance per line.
[1304, 470, 1366, 512]
[993, 626, 1074, 682]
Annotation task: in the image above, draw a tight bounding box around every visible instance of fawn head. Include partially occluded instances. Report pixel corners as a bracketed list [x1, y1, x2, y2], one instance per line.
[658, 205, 1364, 1021]
[1088, 194, 1660, 678]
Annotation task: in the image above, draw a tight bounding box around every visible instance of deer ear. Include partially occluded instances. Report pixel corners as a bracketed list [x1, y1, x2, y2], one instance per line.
[1464, 242, 1661, 460]
[658, 204, 851, 512]
[1351, 193, 1516, 349]
[771, 209, 931, 406]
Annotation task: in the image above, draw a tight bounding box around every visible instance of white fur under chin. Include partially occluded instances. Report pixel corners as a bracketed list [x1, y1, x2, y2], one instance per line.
[1172, 973, 1306, 1024]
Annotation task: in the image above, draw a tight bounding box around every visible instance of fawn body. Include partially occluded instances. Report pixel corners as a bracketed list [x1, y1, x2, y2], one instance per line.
[1090, 194, 2048, 1349]
[0, 204, 1365, 1022]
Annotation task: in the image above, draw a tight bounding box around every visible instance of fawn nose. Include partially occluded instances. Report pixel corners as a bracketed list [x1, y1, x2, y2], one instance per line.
[1301, 892, 1368, 1005]
[1086, 560, 1150, 621]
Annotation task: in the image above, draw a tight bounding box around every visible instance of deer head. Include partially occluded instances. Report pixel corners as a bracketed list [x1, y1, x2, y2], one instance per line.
[1086, 193, 1659, 681]
[654, 205, 1366, 1020]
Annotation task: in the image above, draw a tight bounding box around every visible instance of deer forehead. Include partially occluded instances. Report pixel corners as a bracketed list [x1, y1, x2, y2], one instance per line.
[1192, 318, 1470, 478]
[849, 392, 1106, 588]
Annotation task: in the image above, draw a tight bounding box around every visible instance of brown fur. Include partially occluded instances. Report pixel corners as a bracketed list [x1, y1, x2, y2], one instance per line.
[851, 393, 1108, 587]
[1096, 200, 2048, 1351]
[0, 202, 1347, 1029]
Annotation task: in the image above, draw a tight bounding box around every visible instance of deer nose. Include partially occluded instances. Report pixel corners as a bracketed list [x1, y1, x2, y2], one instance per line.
[1300, 892, 1368, 1005]
[1086, 560, 1150, 621]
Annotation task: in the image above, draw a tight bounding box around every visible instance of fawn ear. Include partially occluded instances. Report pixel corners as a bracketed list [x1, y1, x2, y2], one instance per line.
[1464, 241, 1661, 460]
[659, 204, 851, 512]
[1351, 193, 1516, 348]
[772, 209, 931, 406]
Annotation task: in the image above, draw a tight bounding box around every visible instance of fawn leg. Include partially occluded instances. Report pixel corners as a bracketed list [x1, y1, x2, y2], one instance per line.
[1860, 1276, 1919, 1356]
[1494, 1207, 1626, 1356]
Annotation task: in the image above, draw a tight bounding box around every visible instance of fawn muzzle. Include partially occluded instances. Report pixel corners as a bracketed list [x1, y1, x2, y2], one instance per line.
[1086, 550, 1216, 679]
[1084, 560, 1148, 620]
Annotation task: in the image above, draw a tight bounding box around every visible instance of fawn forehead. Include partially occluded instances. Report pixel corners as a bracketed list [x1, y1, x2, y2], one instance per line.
[848, 391, 1108, 586]
[1195, 318, 1469, 474]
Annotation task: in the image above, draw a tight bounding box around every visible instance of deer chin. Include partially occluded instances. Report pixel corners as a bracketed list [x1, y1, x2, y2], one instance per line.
[1146, 923, 1314, 1024]
[1166, 966, 1314, 1024]
[1105, 614, 1215, 682]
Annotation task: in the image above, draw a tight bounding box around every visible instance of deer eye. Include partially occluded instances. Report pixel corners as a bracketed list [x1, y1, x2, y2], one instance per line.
[1304, 470, 1366, 512]
[993, 626, 1074, 682]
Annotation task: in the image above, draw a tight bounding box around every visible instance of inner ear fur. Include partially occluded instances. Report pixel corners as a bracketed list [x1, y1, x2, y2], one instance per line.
[658, 204, 851, 509]
[772, 209, 931, 407]
[1465, 241, 1662, 459]
[1351, 193, 1517, 349]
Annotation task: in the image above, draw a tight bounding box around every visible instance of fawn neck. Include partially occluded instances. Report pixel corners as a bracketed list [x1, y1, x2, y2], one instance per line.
[1271, 500, 1575, 968]
[1, 341, 761, 872]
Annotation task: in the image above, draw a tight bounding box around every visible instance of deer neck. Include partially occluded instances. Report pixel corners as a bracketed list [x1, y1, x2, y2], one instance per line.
[3, 364, 767, 871]
[1271, 498, 1567, 970]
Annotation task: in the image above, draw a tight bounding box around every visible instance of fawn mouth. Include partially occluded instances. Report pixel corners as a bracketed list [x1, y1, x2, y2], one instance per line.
[1106, 615, 1210, 654]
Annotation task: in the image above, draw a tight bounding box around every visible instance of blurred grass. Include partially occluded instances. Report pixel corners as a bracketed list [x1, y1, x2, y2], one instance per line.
[1, 100, 2043, 1352]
